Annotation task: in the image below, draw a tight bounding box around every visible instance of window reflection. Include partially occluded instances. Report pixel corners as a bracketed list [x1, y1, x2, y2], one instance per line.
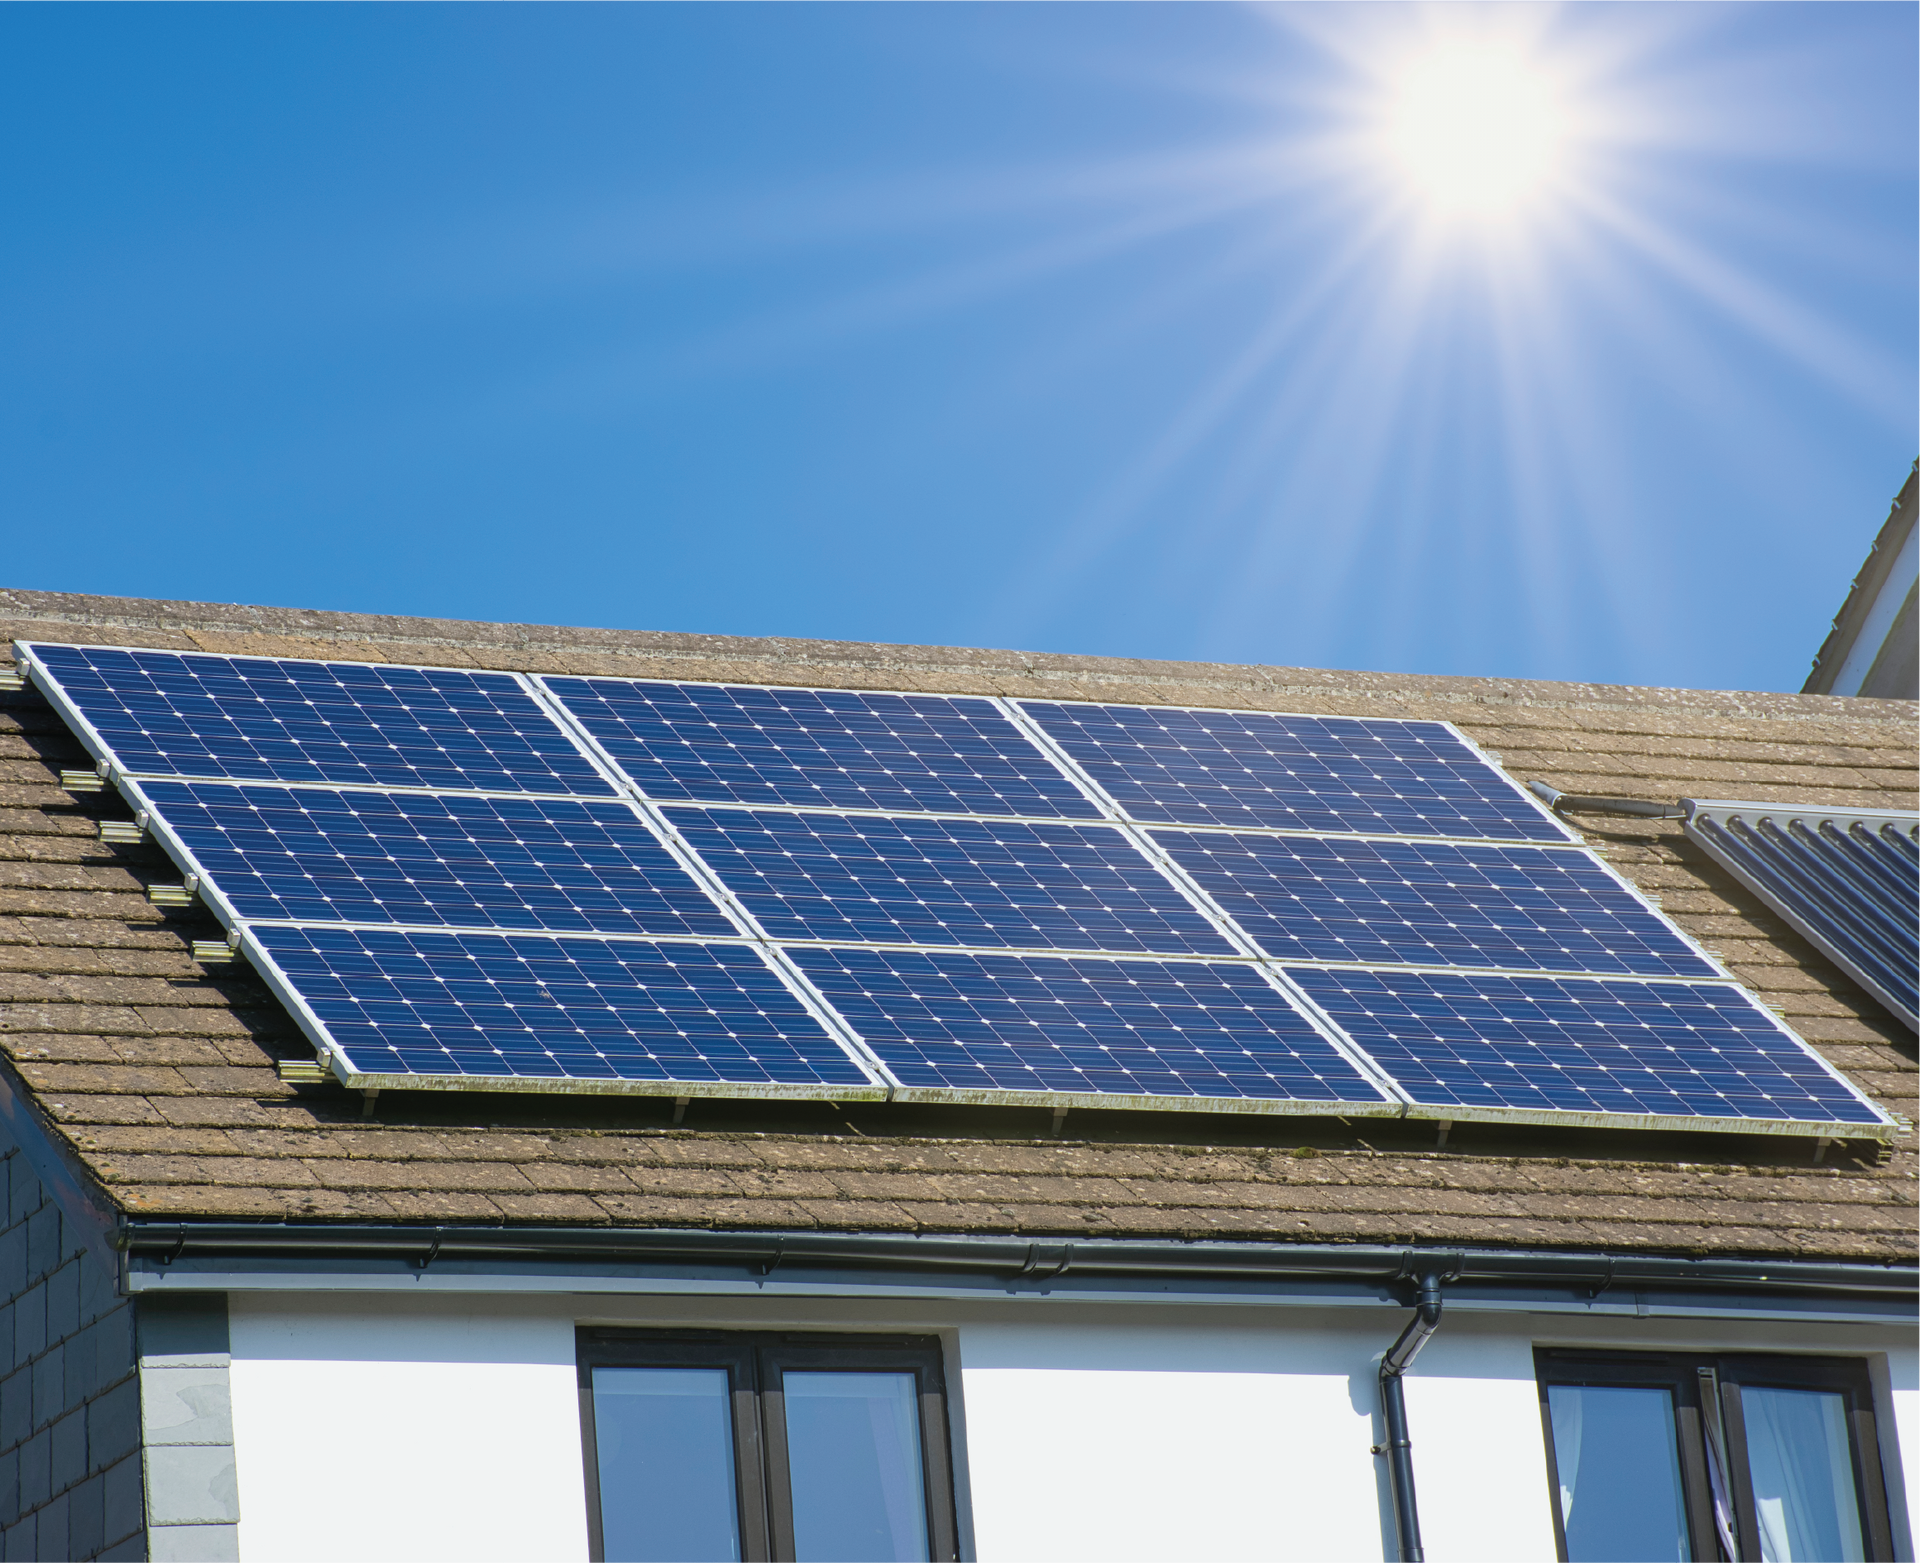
[784, 1371, 929, 1562]
[594, 1367, 741, 1563]
[1548, 1383, 1690, 1562]
[1742, 1387, 1866, 1563]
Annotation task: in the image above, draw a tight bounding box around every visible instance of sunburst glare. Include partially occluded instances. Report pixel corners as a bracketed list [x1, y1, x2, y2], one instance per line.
[1379, 43, 1570, 216]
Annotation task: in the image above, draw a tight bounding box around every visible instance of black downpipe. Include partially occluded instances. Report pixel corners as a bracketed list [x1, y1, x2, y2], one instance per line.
[1379, 1274, 1446, 1563]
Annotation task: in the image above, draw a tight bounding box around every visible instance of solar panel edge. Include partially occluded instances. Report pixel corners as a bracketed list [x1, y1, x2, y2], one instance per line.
[117, 773, 251, 943]
[236, 923, 893, 1101]
[1280, 965, 1897, 1139]
[1386, 1098, 1897, 1142]
[123, 772, 623, 806]
[18, 637, 539, 690]
[19, 641, 621, 798]
[784, 943, 1405, 1111]
[1011, 694, 1582, 845]
[533, 672, 1106, 822]
[886, 1083, 1405, 1119]
[15, 642, 118, 778]
[1440, 719, 1583, 844]
[1143, 825, 1725, 982]
[661, 800, 1249, 961]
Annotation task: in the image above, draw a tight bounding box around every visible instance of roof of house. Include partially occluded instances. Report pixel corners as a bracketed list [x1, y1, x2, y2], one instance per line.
[0, 587, 1912, 1264]
[1804, 461, 1919, 701]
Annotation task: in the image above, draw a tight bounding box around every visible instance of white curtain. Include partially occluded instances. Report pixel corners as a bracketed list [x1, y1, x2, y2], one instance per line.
[1548, 1385, 1586, 1529]
[1742, 1387, 1864, 1562]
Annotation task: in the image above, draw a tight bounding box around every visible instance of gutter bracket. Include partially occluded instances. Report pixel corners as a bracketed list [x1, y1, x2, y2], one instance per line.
[1586, 1256, 1618, 1302]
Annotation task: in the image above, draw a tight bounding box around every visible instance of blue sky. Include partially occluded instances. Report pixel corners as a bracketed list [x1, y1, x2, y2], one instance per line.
[1, 3, 1912, 692]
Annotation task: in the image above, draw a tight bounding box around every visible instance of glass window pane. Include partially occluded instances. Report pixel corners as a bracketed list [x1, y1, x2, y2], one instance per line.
[784, 1370, 929, 1563]
[1742, 1387, 1866, 1563]
[1547, 1384, 1691, 1562]
[593, 1367, 741, 1563]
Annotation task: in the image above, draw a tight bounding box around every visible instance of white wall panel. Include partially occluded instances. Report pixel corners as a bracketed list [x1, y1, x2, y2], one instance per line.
[950, 1306, 1907, 1563]
[212, 1283, 1912, 1563]
[957, 1315, 1390, 1562]
[227, 1295, 588, 1563]
[1398, 1320, 1558, 1562]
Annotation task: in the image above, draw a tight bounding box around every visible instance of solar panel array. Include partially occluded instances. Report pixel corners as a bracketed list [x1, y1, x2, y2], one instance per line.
[19, 639, 1892, 1138]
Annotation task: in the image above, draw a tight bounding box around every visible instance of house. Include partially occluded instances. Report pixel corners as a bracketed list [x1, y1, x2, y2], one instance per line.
[0, 585, 1907, 1563]
[1805, 463, 1919, 702]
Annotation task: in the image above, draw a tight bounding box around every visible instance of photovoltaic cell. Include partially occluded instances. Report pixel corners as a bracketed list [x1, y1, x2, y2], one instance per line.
[141, 780, 736, 940]
[546, 676, 1098, 819]
[1021, 700, 1570, 841]
[26, 643, 611, 796]
[1158, 830, 1714, 979]
[1287, 967, 1883, 1124]
[670, 807, 1233, 957]
[254, 925, 869, 1086]
[788, 946, 1388, 1103]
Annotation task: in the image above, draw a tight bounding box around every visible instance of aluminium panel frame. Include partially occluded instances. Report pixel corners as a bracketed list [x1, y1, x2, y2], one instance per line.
[237, 921, 891, 1104]
[1004, 692, 1583, 845]
[12, 639, 623, 803]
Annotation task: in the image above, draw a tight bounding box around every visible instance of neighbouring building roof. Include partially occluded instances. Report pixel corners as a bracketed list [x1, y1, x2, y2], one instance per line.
[1805, 462, 1919, 701]
[0, 588, 1912, 1263]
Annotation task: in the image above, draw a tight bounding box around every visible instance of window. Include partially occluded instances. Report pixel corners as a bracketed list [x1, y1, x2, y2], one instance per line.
[577, 1330, 959, 1563]
[1536, 1350, 1896, 1562]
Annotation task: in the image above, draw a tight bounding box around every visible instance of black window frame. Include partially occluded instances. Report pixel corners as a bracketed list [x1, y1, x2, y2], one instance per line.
[577, 1328, 960, 1563]
[1536, 1348, 1896, 1562]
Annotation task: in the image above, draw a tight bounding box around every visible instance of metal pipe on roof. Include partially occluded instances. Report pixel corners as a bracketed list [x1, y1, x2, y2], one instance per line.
[1526, 781, 1686, 819]
[1377, 1272, 1446, 1563]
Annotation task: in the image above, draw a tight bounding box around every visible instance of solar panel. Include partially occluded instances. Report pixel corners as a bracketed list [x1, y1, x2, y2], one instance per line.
[1287, 967, 1886, 1129]
[17, 639, 1895, 1139]
[668, 806, 1234, 957]
[137, 779, 737, 940]
[252, 926, 878, 1091]
[544, 676, 1099, 819]
[1684, 801, 1918, 1033]
[786, 946, 1394, 1108]
[1019, 700, 1573, 841]
[25, 643, 612, 796]
[1157, 830, 1715, 979]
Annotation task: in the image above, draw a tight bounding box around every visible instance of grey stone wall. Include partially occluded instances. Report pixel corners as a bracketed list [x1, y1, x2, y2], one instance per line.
[136, 1300, 236, 1562]
[0, 1136, 143, 1561]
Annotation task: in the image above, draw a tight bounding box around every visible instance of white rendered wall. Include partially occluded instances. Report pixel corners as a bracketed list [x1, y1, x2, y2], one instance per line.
[212, 1284, 1914, 1563]
[956, 1311, 1554, 1563]
[226, 1294, 589, 1562]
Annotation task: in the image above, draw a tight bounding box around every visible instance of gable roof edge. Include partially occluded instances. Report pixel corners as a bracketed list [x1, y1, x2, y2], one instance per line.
[0, 1052, 124, 1279]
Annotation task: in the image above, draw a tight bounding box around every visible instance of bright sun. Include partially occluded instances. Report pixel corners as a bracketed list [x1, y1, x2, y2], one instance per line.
[1382, 44, 1568, 217]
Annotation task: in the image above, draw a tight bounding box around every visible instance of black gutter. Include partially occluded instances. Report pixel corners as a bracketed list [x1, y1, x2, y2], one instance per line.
[1378, 1273, 1446, 1563]
[115, 1223, 1920, 1305]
